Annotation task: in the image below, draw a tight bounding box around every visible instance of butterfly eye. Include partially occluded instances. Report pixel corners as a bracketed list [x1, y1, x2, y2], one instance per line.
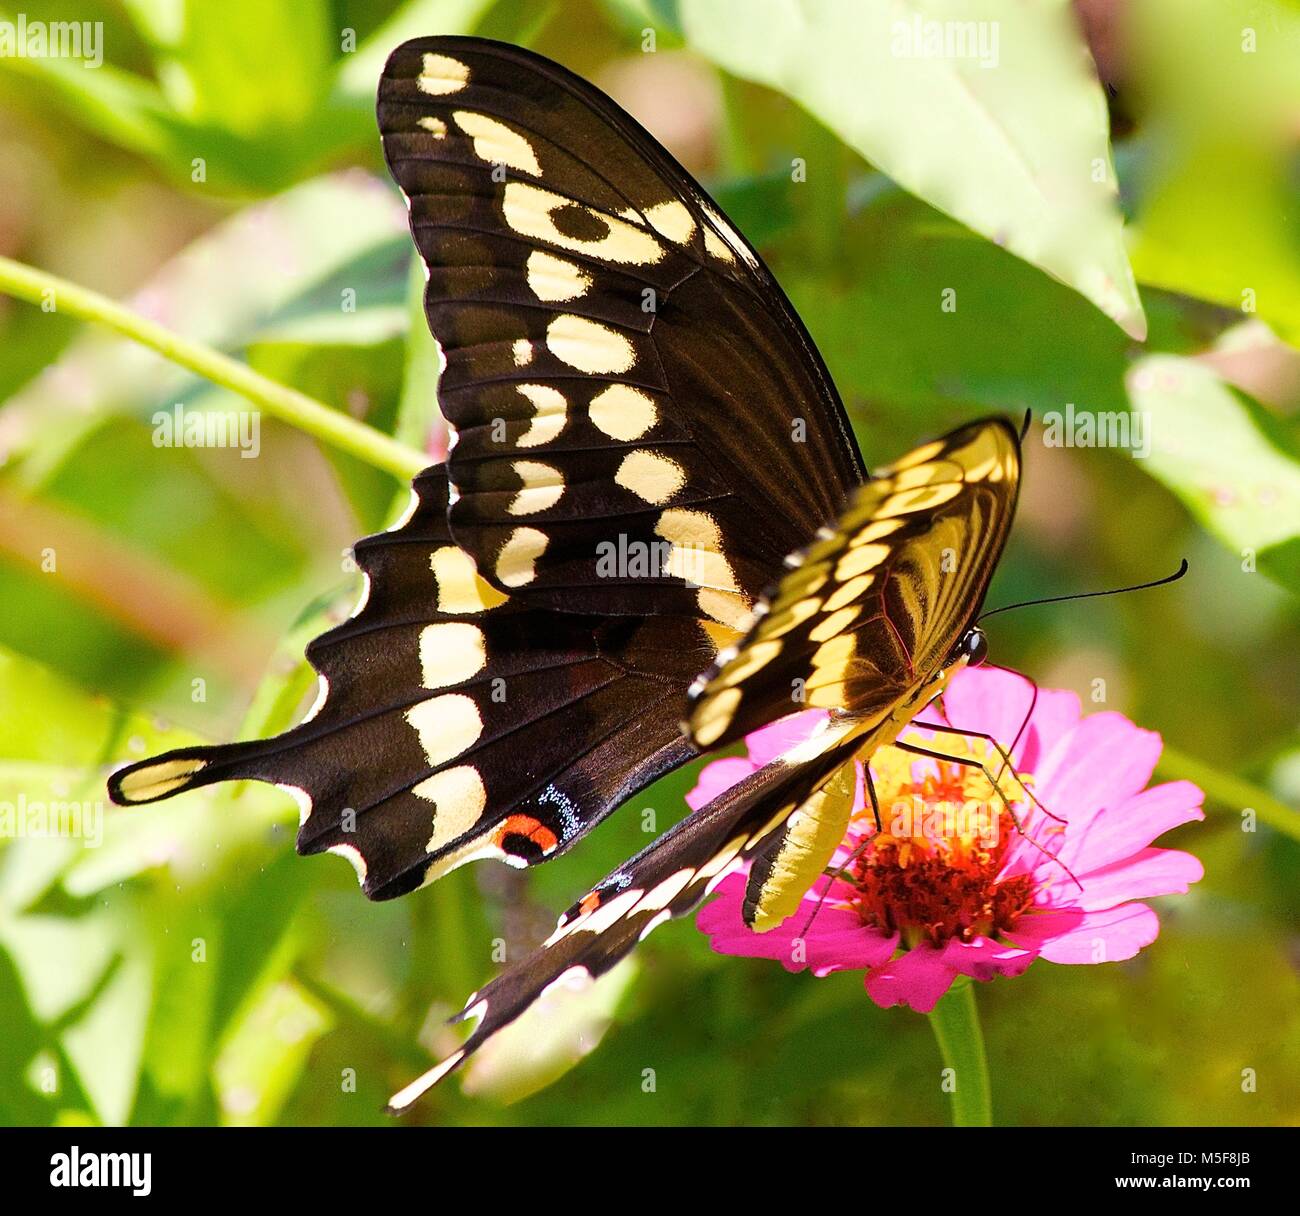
[959, 627, 989, 667]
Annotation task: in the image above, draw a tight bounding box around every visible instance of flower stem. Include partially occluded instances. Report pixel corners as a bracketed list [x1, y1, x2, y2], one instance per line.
[926, 978, 992, 1126]
[0, 254, 429, 482]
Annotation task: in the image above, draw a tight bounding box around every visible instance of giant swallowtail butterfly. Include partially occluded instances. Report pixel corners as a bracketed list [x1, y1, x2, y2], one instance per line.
[108, 36, 1021, 1110]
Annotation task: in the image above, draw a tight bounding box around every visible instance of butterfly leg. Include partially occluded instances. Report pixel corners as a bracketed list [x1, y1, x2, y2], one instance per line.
[909, 714, 1066, 826]
[893, 740, 1081, 886]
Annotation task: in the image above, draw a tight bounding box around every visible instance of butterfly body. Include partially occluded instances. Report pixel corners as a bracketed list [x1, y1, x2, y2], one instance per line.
[108, 35, 1023, 1109]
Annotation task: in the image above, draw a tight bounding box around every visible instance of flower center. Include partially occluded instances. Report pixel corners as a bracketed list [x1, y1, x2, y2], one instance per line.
[844, 732, 1039, 948]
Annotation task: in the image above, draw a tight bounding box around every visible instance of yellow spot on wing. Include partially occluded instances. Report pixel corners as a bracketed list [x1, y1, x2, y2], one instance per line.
[496, 527, 548, 586]
[822, 574, 874, 612]
[516, 384, 567, 447]
[812, 633, 856, 673]
[719, 639, 782, 687]
[851, 518, 903, 545]
[835, 543, 890, 580]
[654, 509, 739, 593]
[452, 111, 541, 175]
[643, 200, 696, 244]
[114, 757, 206, 802]
[406, 694, 483, 766]
[885, 437, 944, 472]
[417, 766, 488, 852]
[808, 606, 861, 643]
[547, 314, 635, 374]
[697, 588, 753, 631]
[757, 596, 821, 640]
[502, 182, 664, 265]
[508, 460, 565, 515]
[693, 687, 741, 747]
[703, 227, 734, 262]
[879, 482, 963, 516]
[615, 450, 684, 504]
[419, 622, 487, 688]
[589, 383, 657, 441]
[417, 115, 447, 137]
[526, 250, 591, 302]
[417, 53, 469, 95]
[431, 547, 508, 613]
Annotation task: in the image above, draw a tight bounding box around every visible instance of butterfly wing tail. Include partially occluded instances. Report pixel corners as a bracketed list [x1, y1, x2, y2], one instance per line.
[385, 719, 862, 1112]
[108, 743, 252, 805]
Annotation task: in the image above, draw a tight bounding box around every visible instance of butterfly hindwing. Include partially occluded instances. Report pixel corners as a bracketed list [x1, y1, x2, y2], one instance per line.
[686, 418, 1021, 752]
[110, 465, 707, 899]
[387, 716, 864, 1111]
[377, 36, 864, 633]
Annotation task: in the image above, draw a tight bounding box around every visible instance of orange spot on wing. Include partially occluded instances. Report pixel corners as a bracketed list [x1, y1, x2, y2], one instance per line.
[496, 814, 559, 853]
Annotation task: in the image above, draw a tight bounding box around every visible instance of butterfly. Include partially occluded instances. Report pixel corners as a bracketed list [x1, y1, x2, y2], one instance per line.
[108, 35, 1021, 1110]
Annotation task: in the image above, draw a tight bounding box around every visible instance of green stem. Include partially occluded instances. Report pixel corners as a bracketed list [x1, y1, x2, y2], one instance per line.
[1156, 745, 1299, 842]
[927, 978, 992, 1126]
[0, 254, 429, 482]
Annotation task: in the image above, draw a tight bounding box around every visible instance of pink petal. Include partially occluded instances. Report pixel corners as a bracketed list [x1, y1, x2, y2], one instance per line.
[863, 944, 958, 1012]
[1007, 901, 1159, 964]
[686, 757, 755, 810]
[1034, 713, 1163, 844]
[939, 935, 1039, 981]
[1058, 846, 1204, 912]
[942, 666, 1081, 769]
[1055, 780, 1205, 873]
[696, 872, 895, 975]
[746, 709, 829, 767]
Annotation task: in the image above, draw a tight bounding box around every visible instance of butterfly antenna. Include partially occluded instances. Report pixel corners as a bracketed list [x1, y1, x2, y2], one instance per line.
[1018, 408, 1032, 441]
[979, 559, 1188, 621]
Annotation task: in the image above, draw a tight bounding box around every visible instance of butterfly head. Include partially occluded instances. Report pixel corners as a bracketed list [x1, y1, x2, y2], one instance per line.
[952, 625, 989, 668]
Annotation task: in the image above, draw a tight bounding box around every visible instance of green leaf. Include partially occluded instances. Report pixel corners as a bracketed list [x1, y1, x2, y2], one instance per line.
[1124, 0, 1300, 343]
[61, 946, 152, 1125]
[1127, 354, 1300, 594]
[213, 978, 328, 1125]
[1, 172, 407, 491]
[155, 2, 332, 135]
[679, 0, 1146, 338]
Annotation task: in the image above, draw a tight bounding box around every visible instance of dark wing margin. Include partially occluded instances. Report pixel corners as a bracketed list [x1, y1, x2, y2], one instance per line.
[685, 417, 1021, 752]
[377, 35, 864, 630]
[109, 465, 710, 900]
[386, 716, 863, 1112]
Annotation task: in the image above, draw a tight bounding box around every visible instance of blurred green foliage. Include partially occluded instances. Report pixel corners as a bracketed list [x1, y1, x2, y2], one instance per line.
[0, 0, 1297, 1127]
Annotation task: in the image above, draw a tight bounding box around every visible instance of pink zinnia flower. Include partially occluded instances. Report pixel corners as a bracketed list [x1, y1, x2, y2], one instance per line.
[694, 667, 1204, 1012]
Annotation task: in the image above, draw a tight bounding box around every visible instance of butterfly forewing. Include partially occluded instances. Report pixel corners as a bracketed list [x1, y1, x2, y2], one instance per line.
[110, 465, 702, 899]
[377, 36, 864, 630]
[686, 418, 1021, 752]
